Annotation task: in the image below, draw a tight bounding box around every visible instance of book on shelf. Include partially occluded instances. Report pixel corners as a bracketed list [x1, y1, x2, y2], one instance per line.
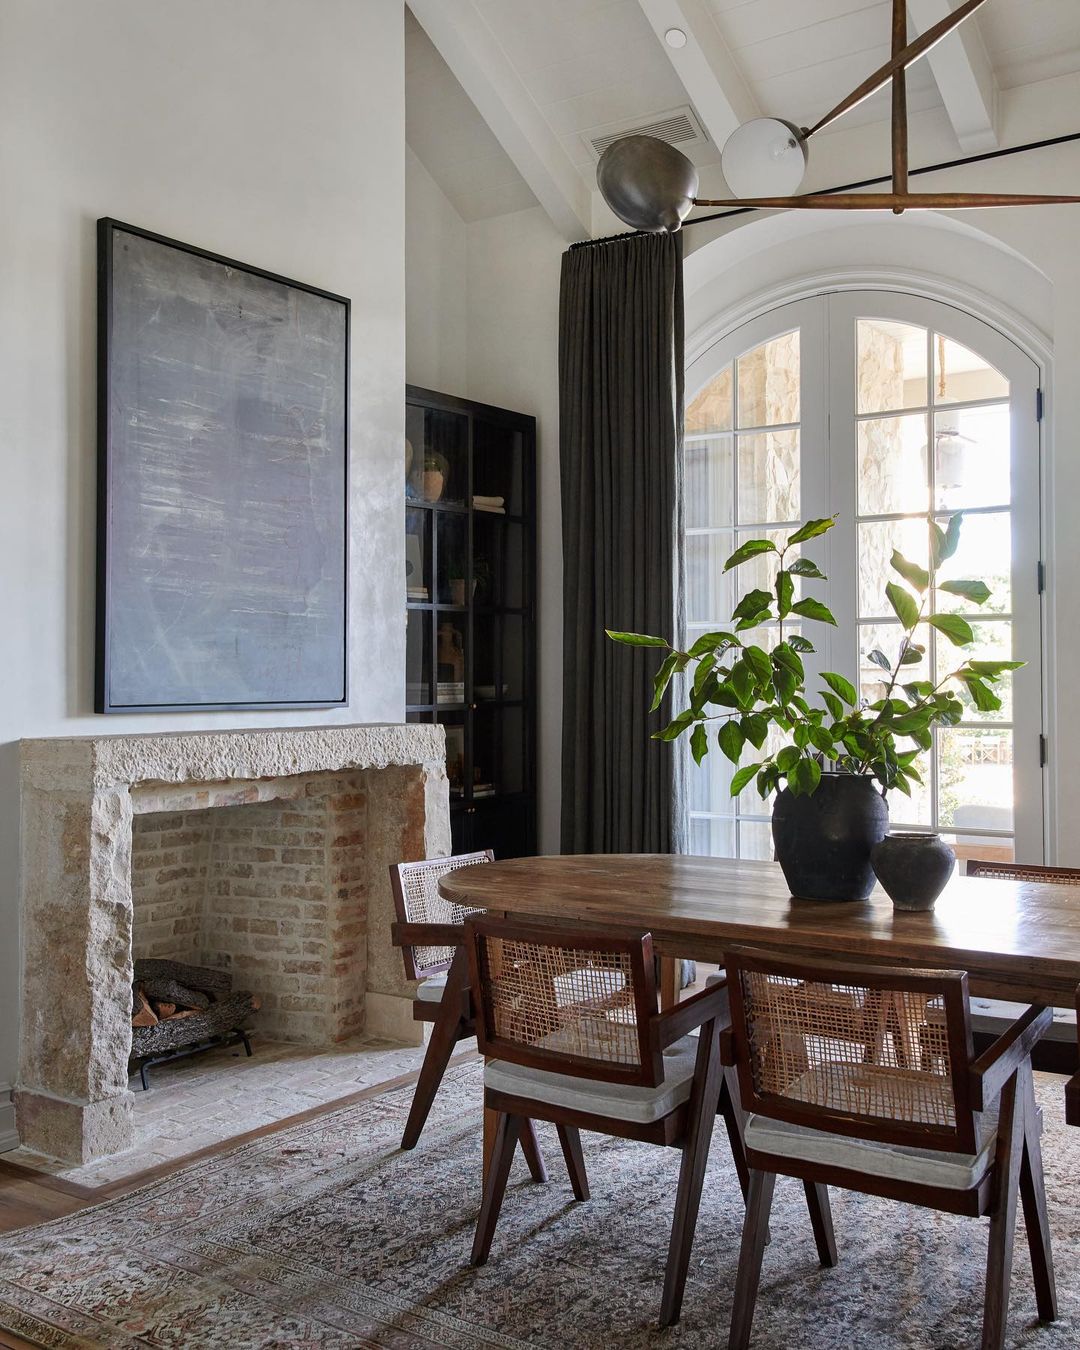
[472, 783, 495, 798]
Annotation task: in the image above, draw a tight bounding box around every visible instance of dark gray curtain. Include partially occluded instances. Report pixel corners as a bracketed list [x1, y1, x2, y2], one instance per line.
[559, 231, 685, 855]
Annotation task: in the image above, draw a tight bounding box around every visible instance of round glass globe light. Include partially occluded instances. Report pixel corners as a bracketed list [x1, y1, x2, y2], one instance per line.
[721, 117, 808, 199]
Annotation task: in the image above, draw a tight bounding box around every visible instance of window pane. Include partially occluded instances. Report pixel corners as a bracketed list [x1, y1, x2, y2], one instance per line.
[936, 511, 1010, 616]
[857, 320, 927, 414]
[857, 414, 929, 516]
[686, 533, 735, 624]
[737, 332, 799, 428]
[690, 815, 736, 858]
[936, 619, 1014, 723]
[934, 335, 1009, 405]
[857, 518, 929, 618]
[738, 430, 800, 524]
[685, 434, 734, 529]
[686, 366, 733, 434]
[739, 820, 774, 861]
[937, 727, 1014, 834]
[934, 405, 1010, 512]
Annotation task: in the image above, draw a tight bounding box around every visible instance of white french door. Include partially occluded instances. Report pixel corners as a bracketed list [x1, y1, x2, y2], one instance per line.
[684, 289, 1044, 864]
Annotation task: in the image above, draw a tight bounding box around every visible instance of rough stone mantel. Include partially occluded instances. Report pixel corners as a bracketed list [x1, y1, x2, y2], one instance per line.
[18, 724, 450, 1164]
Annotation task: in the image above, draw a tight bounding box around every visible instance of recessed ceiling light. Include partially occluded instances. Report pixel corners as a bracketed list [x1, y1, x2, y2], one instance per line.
[664, 27, 687, 48]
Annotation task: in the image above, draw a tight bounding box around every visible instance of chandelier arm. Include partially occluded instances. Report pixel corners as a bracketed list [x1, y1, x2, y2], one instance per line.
[805, 0, 991, 140]
[689, 192, 1080, 210]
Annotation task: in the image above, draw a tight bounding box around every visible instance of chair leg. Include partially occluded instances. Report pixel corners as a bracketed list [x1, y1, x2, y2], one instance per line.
[803, 1181, 838, 1267]
[982, 1069, 1024, 1350]
[519, 1117, 549, 1183]
[1018, 1062, 1057, 1322]
[471, 1111, 521, 1266]
[556, 1123, 590, 1200]
[400, 1011, 464, 1150]
[719, 1065, 751, 1203]
[729, 1169, 777, 1350]
[660, 1020, 724, 1328]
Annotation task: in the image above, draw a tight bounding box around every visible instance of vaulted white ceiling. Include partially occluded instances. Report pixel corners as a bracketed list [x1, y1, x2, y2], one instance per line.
[406, 0, 1080, 235]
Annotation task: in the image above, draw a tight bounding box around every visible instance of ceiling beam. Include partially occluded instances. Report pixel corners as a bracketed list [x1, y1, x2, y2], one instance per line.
[636, 0, 758, 151]
[407, 0, 591, 242]
[907, 0, 998, 151]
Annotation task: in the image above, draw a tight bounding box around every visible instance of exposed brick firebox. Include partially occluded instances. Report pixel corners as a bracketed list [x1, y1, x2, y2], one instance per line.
[18, 726, 451, 1164]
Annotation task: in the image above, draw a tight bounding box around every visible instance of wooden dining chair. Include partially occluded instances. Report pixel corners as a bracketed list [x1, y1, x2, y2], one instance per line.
[463, 914, 771, 1328]
[388, 853, 547, 1180]
[966, 859, 1080, 1075]
[722, 945, 1057, 1350]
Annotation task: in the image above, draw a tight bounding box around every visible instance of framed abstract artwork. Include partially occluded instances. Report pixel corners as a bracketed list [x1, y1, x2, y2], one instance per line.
[95, 218, 349, 712]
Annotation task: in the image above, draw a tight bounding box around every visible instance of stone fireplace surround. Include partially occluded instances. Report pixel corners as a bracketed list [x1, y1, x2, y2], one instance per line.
[18, 725, 450, 1164]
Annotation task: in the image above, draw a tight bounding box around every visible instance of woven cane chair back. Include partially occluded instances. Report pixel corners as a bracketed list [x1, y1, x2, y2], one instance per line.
[725, 947, 979, 1154]
[967, 859, 1080, 886]
[465, 915, 664, 1087]
[391, 851, 492, 980]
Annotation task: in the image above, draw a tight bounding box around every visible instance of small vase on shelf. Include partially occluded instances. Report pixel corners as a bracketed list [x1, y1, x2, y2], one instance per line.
[870, 832, 956, 911]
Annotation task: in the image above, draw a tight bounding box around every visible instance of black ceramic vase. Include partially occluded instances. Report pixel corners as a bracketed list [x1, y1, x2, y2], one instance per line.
[870, 832, 956, 911]
[772, 773, 889, 902]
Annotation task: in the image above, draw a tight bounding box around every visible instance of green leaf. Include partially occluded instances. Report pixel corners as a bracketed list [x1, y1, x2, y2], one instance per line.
[788, 757, 822, 797]
[742, 713, 769, 750]
[723, 538, 777, 572]
[809, 725, 834, 754]
[787, 634, 815, 653]
[730, 658, 757, 705]
[606, 630, 669, 647]
[943, 512, 963, 561]
[821, 690, 843, 721]
[730, 763, 761, 797]
[821, 671, 857, 706]
[775, 746, 800, 773]
[731, 589, 774, 624]
[649, 651, 685, 712]
[929, 613, 975, 647]
[885, 581, 919, 630]
[690, 722, 709, 765]
[718, 720, 745, 764]
[787, 516, 837, 546]
[967, 660, 1024, 676]
[890, 550, 929, 593]
[939, 578, 991, 605]
[773, 664, 798, 705]
[652, 708, 701, 741]
[692, 654, 716, 698]
[867, 649, 891, 672]
[790, 597, 837, 626]
[775, 569, 794, 619]
[743, 645, 772, 682]
[793, 723, 810, 749]
[788, 557, 826, 579]
[687, 630, 740, 659]
[771, 643, 804, 681]
[899, 642, 926, 666]
[960, 675, 1002, 713]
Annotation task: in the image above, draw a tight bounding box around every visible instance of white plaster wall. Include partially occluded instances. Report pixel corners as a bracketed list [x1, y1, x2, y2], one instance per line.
[405, 146, 468, 394]
[0, 0, 407, 1147]
[465, 207, 565, 854]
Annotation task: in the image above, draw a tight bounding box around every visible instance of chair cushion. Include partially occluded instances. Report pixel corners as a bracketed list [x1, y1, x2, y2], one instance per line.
[744, 1064, 997, 1191]
[705, 971, 726, 988]
[415, 973, 447, 1003]
[484, 1033, 700, 1125]
[969, 996, 1076, 1043]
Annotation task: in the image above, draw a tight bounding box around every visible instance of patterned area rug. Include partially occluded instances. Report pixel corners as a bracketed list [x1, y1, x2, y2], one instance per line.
[2, 1062, 1079, 1348]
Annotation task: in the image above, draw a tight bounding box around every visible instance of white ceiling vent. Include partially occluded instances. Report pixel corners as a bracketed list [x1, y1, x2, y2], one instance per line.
[582, 105, 709, 162]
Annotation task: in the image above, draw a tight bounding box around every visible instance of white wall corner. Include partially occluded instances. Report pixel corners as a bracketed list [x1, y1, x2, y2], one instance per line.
[0, 1083, 17, 1153]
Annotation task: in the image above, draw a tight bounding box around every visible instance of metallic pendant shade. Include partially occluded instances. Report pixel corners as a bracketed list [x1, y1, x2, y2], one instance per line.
[596, 0, 1080, 232]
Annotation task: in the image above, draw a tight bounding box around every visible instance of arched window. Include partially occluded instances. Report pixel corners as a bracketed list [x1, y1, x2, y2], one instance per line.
[684, 290, 1043, 864]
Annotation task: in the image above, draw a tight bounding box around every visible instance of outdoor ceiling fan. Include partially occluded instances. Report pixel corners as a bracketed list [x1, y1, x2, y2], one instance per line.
[597, 0, 1080, 232]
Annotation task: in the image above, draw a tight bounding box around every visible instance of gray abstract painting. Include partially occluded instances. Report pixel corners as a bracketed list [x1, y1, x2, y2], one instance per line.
[96, 220, 348, 711]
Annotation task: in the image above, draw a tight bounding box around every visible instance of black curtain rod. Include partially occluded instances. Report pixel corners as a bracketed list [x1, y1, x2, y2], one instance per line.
[570, 129, 1080, 247]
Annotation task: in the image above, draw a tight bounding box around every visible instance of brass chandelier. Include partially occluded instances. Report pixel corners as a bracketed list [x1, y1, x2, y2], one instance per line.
[597, 0, 1080, 232]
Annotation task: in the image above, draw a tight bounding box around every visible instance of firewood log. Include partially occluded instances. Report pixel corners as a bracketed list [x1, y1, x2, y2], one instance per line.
[131, 986, 158, 1027]
[141, 977, 210, 1010]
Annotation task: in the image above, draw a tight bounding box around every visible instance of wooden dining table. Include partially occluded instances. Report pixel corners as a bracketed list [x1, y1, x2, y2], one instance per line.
[440, 853, 1080, 1126]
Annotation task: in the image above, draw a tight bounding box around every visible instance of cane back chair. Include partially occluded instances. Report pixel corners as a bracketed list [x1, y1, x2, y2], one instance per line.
[722, 945, 1056, 1350]
[388, 852, 546, 1179]
[966, 860, 1080, 1075]
[464, 915, 801, 1328]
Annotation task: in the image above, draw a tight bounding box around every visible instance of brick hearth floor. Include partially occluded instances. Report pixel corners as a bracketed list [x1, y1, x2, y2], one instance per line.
[3, 1034, 471, 1188]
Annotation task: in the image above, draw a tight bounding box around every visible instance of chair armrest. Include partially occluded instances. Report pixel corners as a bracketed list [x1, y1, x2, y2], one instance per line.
[970, 1003, 1053, 1109]
[654, 979, 730, 1050]
[390, 921, 465, 949]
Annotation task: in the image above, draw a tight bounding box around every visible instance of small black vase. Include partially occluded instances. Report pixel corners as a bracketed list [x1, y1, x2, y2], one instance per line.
[871, 832, 956, 911]
[772, 773, 889, 902]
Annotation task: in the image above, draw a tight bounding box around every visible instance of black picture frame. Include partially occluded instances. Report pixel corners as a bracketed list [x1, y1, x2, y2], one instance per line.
[96, 219, 350, 713]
